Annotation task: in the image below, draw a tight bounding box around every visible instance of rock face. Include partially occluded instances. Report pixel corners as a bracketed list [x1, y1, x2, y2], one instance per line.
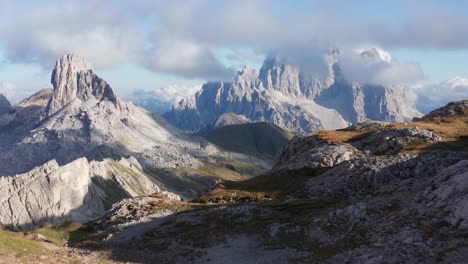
[198, 112, 251, 134]
[415, 99, 468, 121]
[0, 89, 53, 131]
[0, 54, 270, 228]
[351, 127, 442, 155]
[273, 135, 357, 171]
[165, 49, 421, 133]
[0, 157, 163, 229]
[46, 54, 122, 116]
[0, 93, 11, 115]
[98, 192, 181, 232]
[427, 160, 468, 229]
[0, 54, 222, 176]
[341, 120, 389, 131]
[210, 113, 251, 130]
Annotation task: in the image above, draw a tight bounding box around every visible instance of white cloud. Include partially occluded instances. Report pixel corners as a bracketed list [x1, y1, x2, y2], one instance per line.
[0, 82, 33, 104]
[148, 38, 234, 80]
[127, 84, 202, 113]
[339, 49, 424, 86]
[0, 1, 145, 68]
[0, 0, 468, 86]
[411, 77, 468, 113]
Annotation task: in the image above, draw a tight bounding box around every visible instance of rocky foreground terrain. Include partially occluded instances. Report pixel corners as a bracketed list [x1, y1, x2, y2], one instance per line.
[7, 100, 460, 263]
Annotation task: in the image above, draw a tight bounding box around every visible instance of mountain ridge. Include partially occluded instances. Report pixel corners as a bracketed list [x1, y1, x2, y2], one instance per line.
[0, 54, 270, 228]
[164, 49, 421, 133]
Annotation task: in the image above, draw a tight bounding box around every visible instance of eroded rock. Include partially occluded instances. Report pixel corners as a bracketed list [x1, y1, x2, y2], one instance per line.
[273, 135, 358, 171]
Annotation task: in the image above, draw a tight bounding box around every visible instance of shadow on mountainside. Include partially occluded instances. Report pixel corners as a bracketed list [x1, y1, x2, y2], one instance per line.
[67, 150, 468, 263]
[1, 176, 132, 231]
[0, 128, 128, 176]
[66, 169, 345, 263]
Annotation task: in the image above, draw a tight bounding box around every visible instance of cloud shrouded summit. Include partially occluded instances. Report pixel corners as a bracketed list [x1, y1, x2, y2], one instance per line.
[0, 0, 467, 110]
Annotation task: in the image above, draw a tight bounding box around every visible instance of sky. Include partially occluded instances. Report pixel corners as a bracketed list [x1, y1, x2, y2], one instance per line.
[0, 0, 467, 112]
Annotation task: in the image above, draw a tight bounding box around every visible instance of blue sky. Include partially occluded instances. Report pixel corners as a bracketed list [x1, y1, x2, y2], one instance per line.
[0, 0, 467, 111]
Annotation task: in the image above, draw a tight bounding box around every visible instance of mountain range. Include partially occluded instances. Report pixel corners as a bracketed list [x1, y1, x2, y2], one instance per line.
[0, 54, 267, 228]
[0, 52, 466, 263]
[164, 48, 422, 133]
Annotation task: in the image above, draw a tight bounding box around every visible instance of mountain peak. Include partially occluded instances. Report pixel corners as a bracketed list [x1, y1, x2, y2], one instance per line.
[45, 54, 121, 116]
[56, 53, 93, 72]
[360, 48, 392, 63]
[235, 65, 258, 82]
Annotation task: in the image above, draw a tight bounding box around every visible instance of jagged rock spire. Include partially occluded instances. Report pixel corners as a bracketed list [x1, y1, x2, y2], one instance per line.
[45, 54, 121, 116]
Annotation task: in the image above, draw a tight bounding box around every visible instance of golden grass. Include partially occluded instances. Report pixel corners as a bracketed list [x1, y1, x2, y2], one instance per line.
[192, 168, 326, 204]
[0, 229, 44, 255]
[0, 225, 115, 263]
[316, 117, 468, 153]
[316, 129, 376, 144]
[394, 117, 468, 140]
[34, 223, 87, 246]
[176, 162, 267, 181]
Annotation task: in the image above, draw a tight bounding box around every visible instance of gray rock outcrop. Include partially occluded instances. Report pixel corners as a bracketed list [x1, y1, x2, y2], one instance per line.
[426, 160, 468, 229]
[273, 135, 358, 171]
[351, 127, 442, 155]
[0, 157, 164, 229]
[415, 99, 468, 121]
[0, 89, 52, 132]
[211, 113, 251, 129]
[46, 54, 123, 117]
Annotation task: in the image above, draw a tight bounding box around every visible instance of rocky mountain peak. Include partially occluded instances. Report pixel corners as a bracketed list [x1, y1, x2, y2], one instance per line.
[45, 53, 122, 116]
[165, 48, 421, 133]
[360, 48, 392, 63]
[257, 55, 303, 97]
[234, 65, 259, 84]
[0, 93, 11, 114]
[415, 99, 468, 121]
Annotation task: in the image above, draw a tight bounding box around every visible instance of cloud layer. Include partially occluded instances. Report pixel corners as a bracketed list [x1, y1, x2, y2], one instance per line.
[1, 0, 467, 80]
[0, 0, 467, 111]
[127, 84, 202, 114]
[411, 77, 468, 113]
[339, 49, 424, 86]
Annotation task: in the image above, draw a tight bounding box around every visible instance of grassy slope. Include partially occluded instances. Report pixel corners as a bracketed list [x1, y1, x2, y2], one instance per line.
[203, 122, 294, 160]
[0, 224, 111, 263]
[316, 117, 468, 153]
[2, 117, 465, 262]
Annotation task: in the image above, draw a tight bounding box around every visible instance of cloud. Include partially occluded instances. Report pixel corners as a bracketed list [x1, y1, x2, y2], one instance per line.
[338, 49, 424, 86]
[411, 77, 468, 113]
[127, 84, 202, 114]
[225, 50, 263, 64]
[0, 1, 145, 68]
[1, 0, 468, 83]
[0, 82, 33, 104]
[150, 1, 468, 51]
[147, 38, 235, 81]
